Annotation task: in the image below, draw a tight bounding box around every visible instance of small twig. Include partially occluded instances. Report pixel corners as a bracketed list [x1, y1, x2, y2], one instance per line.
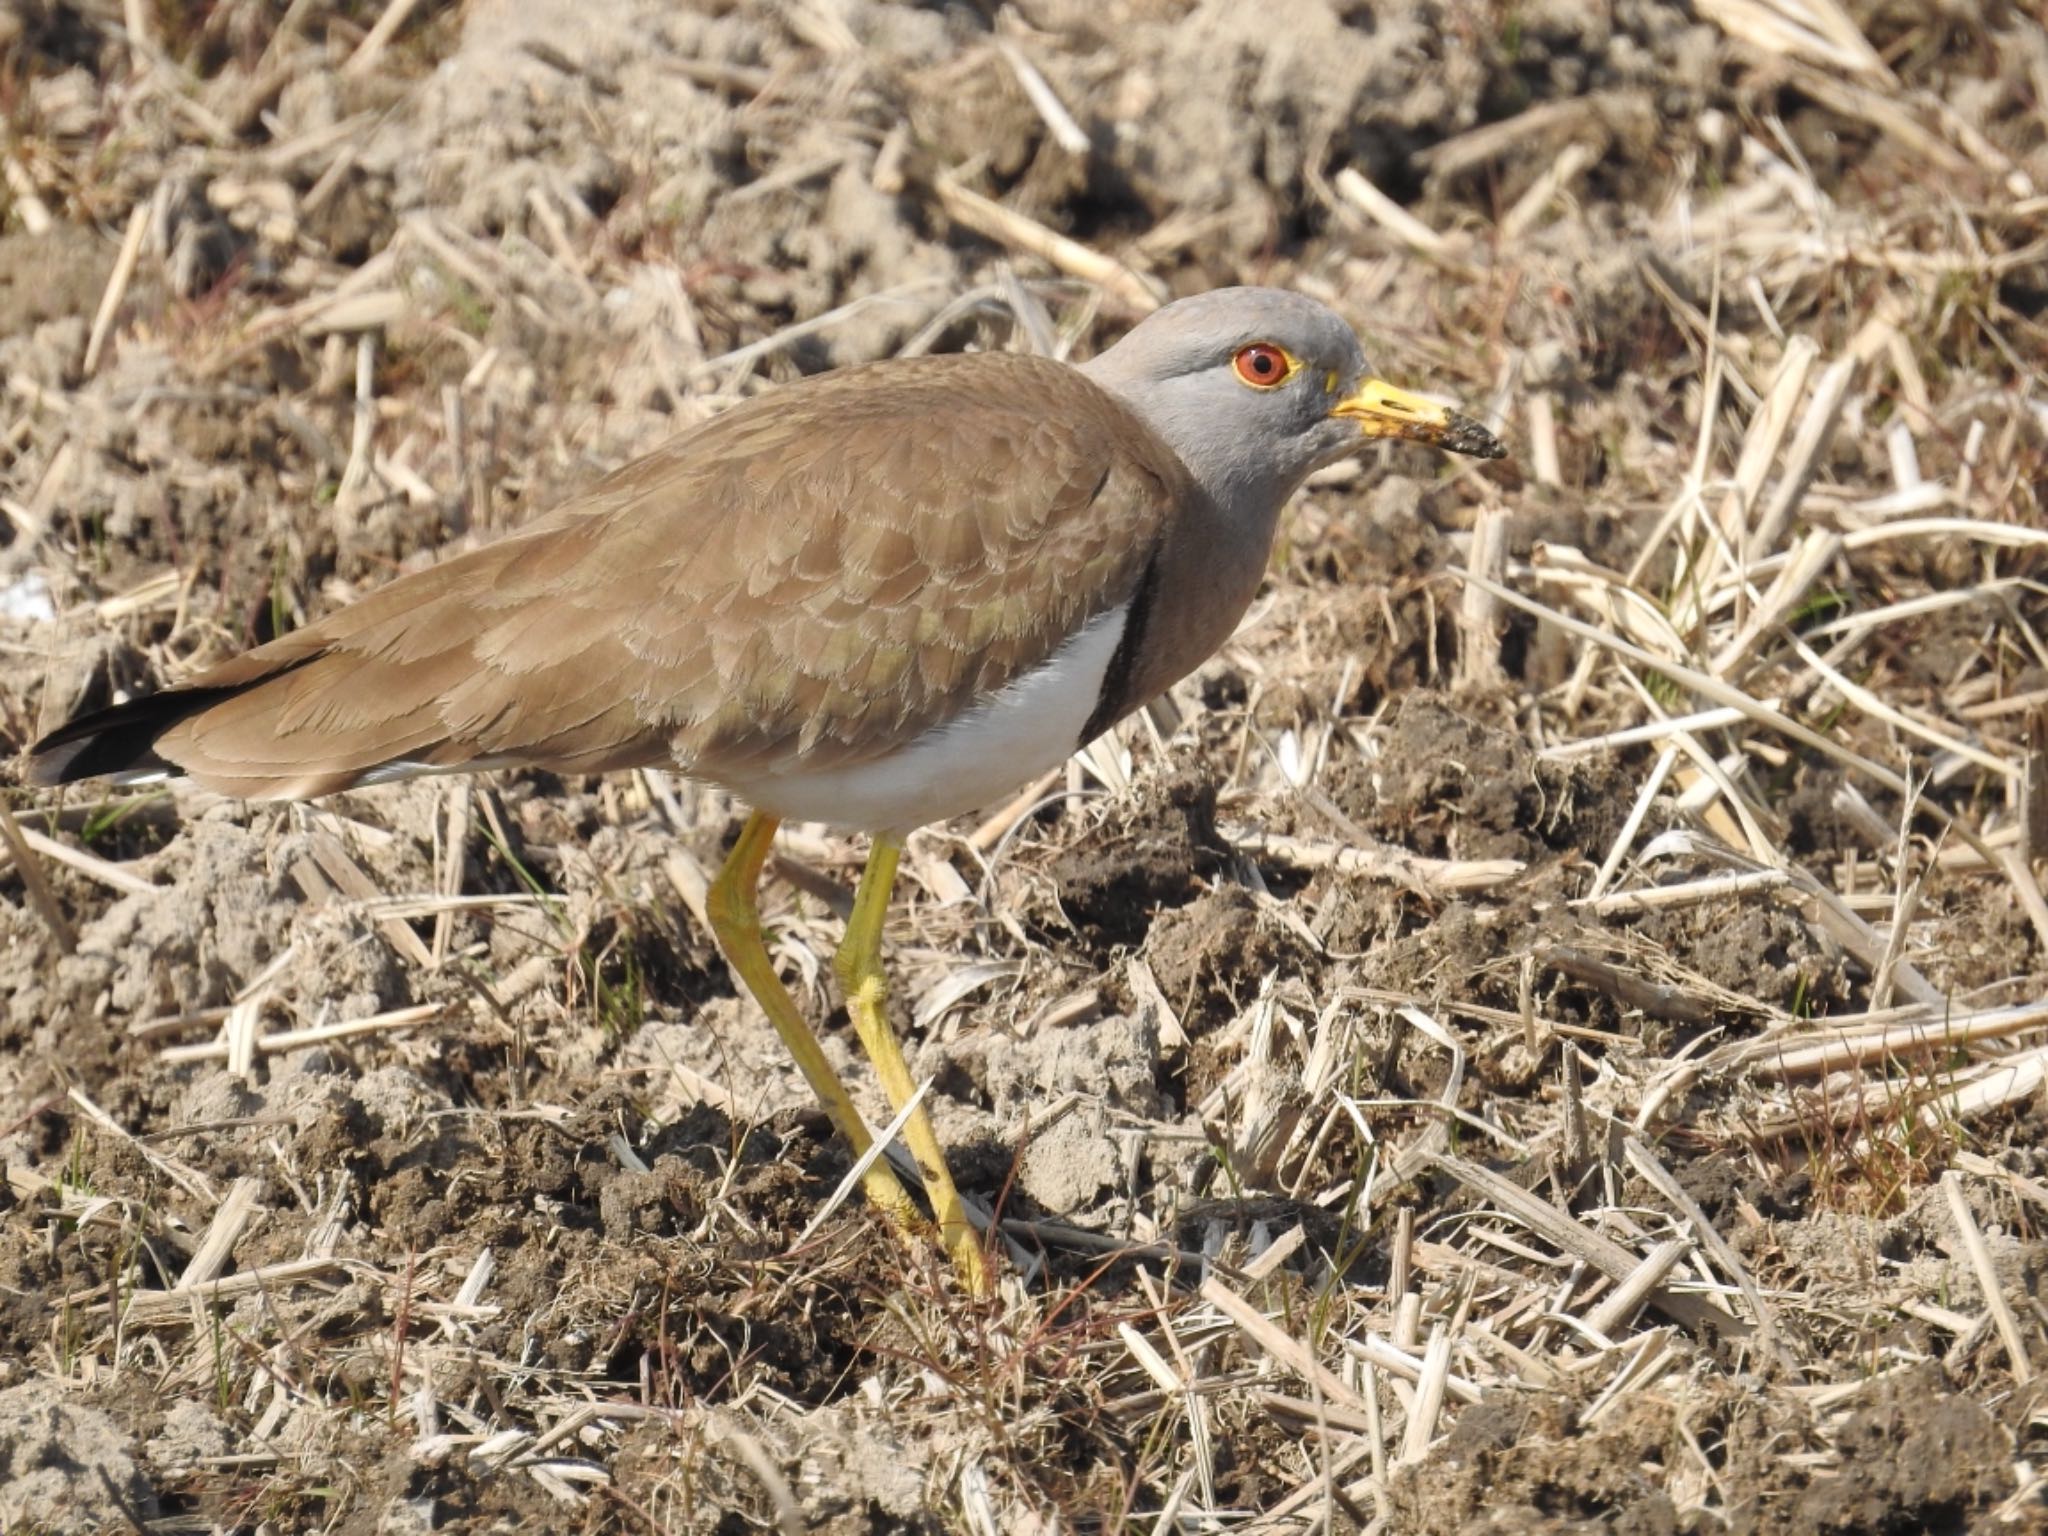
[1224, 824, 1523, 895]
[341, 0, 426, 77]
[1200, 1276, 1374, 1414]
[1562, 1044, 1589, 1169]
[304, 826, 434, 969]
[334, 332, 380, 517]
[1584, 747, 1678, 900]
[1397, 1326, 1454, 1464]
[1000, 1217, 1205, 1269]
[795, 1077, 932, 1247]
[1454, 508, 1509, 692]
[113, 1257, 356, 1323]
[1870, 778, 1928, 1013]
[2, 148, 53, 235]
[1942, 1171, 2035, 1384]
[1585, 1238, 1693, 1340]
[1524, 389, 1562, 486]
[1573, 869, 1788, 916]
[0, 803, 76, 954]
[1623, 1137, 1780, 1354]
[177, 1178, 262, 1290]
[1500, 141, 1597, 242]
[994, 38, 1090, 157]
[1543, 946, 1715, 1025]
[2023, 707, 2048, 866]
[1746, 351, 1860, 561]
[768, 852, 855, 921]
[1995, 843, 2048, 958]
[1740, 999, 2048, 1079]
[927, 173, 1162, 316]
[84, 202, 150, 376]
[432, 782, 471, 967]
[686, 282, 951, 382]
[10, 823, 157, 898]
[1332, 167, 1457, 261]
[161, 1003, 443, 1066]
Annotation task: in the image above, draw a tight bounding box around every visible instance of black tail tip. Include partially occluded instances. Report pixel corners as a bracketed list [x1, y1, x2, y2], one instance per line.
[22, 699, 186, 788]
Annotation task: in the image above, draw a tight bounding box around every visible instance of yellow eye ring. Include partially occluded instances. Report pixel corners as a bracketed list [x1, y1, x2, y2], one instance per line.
[1232, 342, 1294, 389]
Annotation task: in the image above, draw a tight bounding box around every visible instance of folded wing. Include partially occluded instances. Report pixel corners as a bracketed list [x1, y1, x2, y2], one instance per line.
[27, 353, 1184, 800]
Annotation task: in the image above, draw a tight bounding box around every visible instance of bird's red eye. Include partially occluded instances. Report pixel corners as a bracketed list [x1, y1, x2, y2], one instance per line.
[1233, 343, 1290, 388]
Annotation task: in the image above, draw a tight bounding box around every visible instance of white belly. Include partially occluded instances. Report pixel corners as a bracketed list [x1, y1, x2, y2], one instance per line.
[733, 603, 1128, 834]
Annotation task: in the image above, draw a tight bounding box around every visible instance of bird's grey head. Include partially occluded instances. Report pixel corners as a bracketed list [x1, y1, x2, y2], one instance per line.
[1082, 286, 1504, 525]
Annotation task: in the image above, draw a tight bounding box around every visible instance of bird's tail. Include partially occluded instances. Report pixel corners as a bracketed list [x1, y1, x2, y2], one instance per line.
[23, 518, 666, 801]
[25, 684, 253, 789]
[21, 645, 388, 799]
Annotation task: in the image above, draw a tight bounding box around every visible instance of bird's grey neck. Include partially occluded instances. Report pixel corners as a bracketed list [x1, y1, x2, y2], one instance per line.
[1080, 357, 1302, 533]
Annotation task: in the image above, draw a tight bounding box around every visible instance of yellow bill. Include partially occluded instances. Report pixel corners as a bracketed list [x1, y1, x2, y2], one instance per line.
[1333, 378, 1506, 460]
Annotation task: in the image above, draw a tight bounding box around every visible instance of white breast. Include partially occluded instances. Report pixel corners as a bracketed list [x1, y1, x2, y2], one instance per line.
[732, 602, 1129, 834]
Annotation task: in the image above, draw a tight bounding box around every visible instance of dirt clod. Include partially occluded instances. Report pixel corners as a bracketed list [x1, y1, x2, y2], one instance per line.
[1049, 768, 1231, 945]
[0, 1381, 155, 1532]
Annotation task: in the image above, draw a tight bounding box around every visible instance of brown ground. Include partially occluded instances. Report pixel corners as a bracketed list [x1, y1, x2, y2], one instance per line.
[3, 1, 2048, 1532]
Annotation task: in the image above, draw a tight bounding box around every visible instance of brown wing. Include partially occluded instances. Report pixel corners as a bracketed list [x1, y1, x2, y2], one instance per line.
[32, 352, 1185, 799]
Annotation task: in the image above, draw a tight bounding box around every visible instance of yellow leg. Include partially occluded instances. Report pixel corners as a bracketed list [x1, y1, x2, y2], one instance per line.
[706, 811, 923, 1238]
[835, 834, 990, 1294]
